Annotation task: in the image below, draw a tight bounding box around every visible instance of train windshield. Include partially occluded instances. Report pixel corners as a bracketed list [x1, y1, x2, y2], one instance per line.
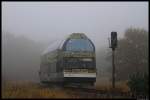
[65, 39, 94, 51]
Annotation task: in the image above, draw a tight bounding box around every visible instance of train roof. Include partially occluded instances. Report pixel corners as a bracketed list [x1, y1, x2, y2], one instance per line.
[41, 33, 90, 55]
[41, 38, 66, 55]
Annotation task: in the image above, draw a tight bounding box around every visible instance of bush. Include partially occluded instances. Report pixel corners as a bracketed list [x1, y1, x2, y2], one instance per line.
[127, 72, 149, 96]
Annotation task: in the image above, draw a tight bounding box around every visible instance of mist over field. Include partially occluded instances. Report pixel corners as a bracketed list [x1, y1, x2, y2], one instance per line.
[2, 2, 148, 83]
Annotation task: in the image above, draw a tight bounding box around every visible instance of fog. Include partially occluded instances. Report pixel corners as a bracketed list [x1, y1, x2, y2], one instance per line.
[2, 2, 148, 46]
[2, 2, 148, 82]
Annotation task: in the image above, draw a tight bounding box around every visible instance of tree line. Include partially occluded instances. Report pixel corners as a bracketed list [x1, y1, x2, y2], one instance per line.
[2, 28, 148, 83]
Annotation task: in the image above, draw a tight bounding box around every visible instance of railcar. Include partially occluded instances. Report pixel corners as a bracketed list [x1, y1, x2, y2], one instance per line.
[39, 33, 96, 86]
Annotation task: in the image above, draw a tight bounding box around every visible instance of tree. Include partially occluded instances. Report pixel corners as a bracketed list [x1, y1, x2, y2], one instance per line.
[107, 28, 148, 80]
[2, 31, 47, 81]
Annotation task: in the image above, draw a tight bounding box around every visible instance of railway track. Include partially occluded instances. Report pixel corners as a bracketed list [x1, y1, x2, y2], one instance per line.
[63, 85, 148, 99]
[64, 86, 133, 98]
[38, 83, 148, 99]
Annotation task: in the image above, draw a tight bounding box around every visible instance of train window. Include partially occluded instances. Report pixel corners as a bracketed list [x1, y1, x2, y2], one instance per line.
[65, 39, 94, 51]
[64, 58, 95, 69]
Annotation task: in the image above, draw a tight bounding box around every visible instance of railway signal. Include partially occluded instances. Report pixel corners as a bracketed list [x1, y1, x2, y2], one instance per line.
[109, 32, 118, 89]
[111, 32, 117, 50]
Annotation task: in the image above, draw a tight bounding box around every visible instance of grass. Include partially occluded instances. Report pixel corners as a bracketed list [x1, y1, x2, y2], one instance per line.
[2, 81, 70, 98]
[96, 79, 130, 93]
[2, 80, 131, 98]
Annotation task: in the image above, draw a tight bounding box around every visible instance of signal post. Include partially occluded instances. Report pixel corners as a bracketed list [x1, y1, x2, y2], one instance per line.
[109, 32, 117, 89]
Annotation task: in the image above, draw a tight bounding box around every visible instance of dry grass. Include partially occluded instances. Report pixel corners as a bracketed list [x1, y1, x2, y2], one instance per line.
[96, 79, 130, 93]
[2, 81, 70, 98]
[2, 80, 131, 98]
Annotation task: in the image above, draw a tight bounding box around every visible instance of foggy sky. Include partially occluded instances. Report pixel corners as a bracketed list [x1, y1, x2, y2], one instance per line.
[2, 2, 148, 49]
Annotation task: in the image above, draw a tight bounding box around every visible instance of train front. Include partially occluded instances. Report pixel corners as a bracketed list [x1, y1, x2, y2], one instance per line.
[62, 33, 96, 86]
